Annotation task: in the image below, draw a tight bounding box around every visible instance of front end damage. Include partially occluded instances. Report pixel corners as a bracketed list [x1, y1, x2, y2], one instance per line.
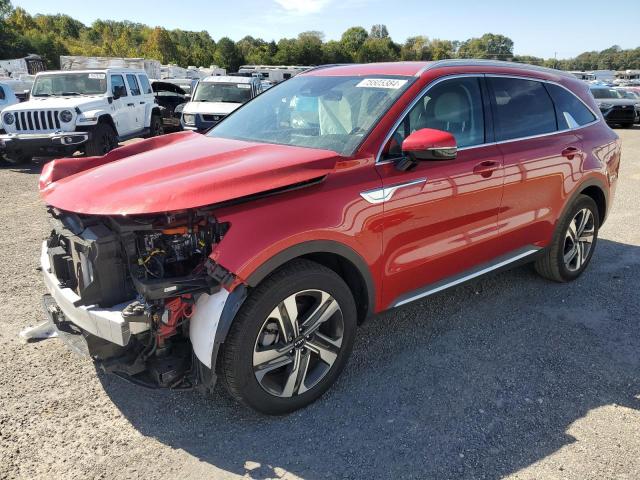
[41, 207, 238, 390]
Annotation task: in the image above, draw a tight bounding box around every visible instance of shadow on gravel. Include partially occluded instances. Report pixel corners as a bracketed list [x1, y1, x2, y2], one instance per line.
[0, 159, 43, 174]
[99, 238, 640, 479]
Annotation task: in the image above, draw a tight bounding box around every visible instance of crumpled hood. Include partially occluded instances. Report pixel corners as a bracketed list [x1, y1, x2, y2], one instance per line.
[40, 131, 339, 215]
[7, 95, 107, 112]
[182, 101, 241, 115]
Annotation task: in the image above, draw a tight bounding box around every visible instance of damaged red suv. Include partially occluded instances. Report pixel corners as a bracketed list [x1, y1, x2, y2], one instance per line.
[39, 60, 620, 414]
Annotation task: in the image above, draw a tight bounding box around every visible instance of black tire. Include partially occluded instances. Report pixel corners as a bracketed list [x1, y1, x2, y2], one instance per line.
[620, 122, 634, 129]
[3, 154, 31, 165]
[148, 114, 164, 137]
[85, 122, 118, 157]
[220, 259, 357, 415]
[535, 194, 600, 282]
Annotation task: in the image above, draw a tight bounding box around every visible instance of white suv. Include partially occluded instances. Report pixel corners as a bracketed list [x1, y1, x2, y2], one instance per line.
[0, 68, 163, 163]
[181, 76, 263, 132]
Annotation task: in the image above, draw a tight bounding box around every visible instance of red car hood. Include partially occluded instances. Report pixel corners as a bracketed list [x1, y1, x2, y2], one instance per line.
[40, 132, 339, 215]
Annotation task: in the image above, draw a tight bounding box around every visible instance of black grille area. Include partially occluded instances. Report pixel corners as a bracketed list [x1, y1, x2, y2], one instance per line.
[15, 110, 61, 131]
[201, 114, 225, 122]
[603, 106, 636, 122]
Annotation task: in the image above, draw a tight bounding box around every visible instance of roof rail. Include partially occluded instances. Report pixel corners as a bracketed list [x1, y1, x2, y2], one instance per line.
[300, 64, 349, 75]
[414, 59, 576, 79]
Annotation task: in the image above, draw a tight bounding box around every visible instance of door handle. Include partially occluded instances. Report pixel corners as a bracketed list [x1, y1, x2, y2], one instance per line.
[561, 146, 581, 159]
[127, 103, 134, 107]
[473, 160, 501, 178]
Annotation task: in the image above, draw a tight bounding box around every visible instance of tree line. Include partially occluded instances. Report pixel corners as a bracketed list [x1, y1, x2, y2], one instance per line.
[1, 0, 639, 73]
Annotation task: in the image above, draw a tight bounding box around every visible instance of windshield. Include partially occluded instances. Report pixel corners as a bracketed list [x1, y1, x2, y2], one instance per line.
[591, 88, 622, 99]
[32, 73, 107, 96]
[208, 75, 412, 156]
[193, 82, 252, 103]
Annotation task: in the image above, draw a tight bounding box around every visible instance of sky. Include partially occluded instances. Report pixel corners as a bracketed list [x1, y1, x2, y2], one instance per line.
[12, 0, 640, 59]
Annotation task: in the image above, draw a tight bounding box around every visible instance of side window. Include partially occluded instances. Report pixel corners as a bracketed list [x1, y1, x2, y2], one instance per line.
[545, 83, 597, 129]
[138, 74, 153, 95]
[0, 86, 5, 100]
[111, 75, 127, 97]
[383, 77, 485, 159]
[488, 77, 557, 141]
[126, 74, 141, 96]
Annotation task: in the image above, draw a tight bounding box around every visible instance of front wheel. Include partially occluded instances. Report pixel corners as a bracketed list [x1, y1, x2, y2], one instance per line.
[85, 123, 118, 157]
[220, 259, 357, 414]
[535, 194, 599, 282]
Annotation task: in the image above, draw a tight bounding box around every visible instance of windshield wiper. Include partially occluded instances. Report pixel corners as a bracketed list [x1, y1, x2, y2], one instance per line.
[33, 93, 51, 97]
[61, 92, 82, 96]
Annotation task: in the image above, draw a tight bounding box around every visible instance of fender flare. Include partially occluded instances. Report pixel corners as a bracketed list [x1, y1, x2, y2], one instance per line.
[245, 239, 376, 317]
[189, 241, 376, 381]
[561, 176, 609, 227]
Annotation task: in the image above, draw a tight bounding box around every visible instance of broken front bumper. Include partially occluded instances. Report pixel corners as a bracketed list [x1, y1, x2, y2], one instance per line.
[40, 241, 148, 347]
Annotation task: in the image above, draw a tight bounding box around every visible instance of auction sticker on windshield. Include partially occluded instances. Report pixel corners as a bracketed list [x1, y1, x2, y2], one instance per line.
[88, 73, 106, 79]
[356, 78, 408, 89]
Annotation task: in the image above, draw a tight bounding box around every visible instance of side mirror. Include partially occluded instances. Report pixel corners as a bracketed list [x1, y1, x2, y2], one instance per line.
[184, 94, 191, 102]
[112, 85, 126, 99]
[402, 128, 457, 161]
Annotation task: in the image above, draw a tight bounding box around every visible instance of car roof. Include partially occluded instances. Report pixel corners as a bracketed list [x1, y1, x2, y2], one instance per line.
[302, 60, 577, 80]
[201, 75, 255, 83]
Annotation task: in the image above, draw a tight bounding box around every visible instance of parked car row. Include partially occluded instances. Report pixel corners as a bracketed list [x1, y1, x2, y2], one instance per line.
[0, 69, 268, 163]
[589, 85, 639, 128]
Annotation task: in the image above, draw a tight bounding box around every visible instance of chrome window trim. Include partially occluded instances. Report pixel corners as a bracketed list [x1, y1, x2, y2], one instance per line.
[376, 73, 602, 165]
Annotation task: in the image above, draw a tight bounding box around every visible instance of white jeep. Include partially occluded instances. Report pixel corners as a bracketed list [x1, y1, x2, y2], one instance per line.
[0, 68, 163, 163]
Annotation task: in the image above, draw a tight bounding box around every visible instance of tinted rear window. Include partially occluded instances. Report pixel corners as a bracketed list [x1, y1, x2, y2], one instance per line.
[489, 77, 557, 142]
[138, 74, 152, 94]
[546, 83, 596, 129]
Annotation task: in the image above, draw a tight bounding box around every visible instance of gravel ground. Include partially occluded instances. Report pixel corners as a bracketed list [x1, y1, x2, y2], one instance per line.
[0, 129, 638, 480]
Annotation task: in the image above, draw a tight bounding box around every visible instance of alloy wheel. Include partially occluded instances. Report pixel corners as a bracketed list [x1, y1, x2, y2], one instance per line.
[252, 289, 344, 398]
[563, 208, 595, 272]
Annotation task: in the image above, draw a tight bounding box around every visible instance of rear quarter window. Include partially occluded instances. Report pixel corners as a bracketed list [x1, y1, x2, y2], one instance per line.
[138, 74, 153, 95]
[545, 83, 597, 129]
[489, 77, 558, 142]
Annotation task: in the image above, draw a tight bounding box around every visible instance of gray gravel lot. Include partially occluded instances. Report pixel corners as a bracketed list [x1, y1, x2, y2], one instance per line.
[0, 129, 638, 480]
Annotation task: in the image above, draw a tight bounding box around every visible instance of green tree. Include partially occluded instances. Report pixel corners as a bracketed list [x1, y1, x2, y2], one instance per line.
[340, 26, 368, 61]
[369, 24, 389, 39]
[143, 27, 177, 63]
[357, 37, 397, 63]
[401, 36, 432, 61]
[214, 36, 243, 71]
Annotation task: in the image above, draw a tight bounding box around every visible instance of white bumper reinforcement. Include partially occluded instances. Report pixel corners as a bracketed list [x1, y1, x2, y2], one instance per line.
[40, 241, 148, 346]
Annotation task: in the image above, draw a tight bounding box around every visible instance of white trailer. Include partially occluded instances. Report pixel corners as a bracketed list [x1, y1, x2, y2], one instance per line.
[60, 56, 162, 80]
[238, 65, 311, 83]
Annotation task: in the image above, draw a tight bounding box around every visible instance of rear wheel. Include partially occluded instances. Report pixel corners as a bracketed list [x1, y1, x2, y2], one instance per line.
[220, 259, 357, 415]
[535, 194, 599, 282]
[85, 122, 118, 157]
[149, 114, 164, 137]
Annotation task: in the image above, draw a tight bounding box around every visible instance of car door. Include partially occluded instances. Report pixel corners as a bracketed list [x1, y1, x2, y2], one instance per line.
[374, 76, 506, 308]
[110, 74, 134, 136]
[486, 76, 587, 253]
[126, 73, 145, 132]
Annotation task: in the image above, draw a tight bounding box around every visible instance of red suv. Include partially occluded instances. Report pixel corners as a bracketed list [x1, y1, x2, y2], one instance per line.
[39, 60, 620, 414]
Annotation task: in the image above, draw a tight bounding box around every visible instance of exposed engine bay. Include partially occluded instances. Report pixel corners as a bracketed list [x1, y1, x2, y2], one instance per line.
[44, 207, 232, 389]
